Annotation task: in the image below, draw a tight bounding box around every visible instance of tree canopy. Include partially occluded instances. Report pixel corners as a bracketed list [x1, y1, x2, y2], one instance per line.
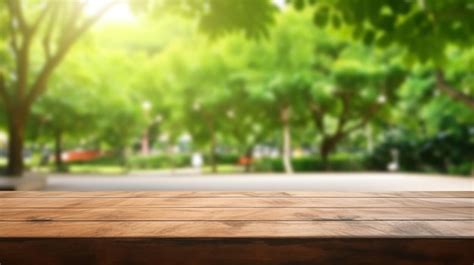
[0, 0, 472, 176]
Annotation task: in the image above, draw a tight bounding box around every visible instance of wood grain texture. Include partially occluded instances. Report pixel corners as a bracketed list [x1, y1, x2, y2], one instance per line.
[0, 221, 473, 238]
[1, 191, 473, 198]
[0, 191, 472, 264]
[1, 197, 472, 208]
[0, 207, 472, 221]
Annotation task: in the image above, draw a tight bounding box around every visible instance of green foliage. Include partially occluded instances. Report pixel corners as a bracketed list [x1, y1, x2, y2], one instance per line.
[2, 1, 471, 177]
[366, 125, 474, 176]
[419, 128, 474, 175]
[30, 46, 147, 154]
[205, 153, 240, 164]
[130, 0, 277, 38]
[293, 0, 474, 65]
[69, 156, 124, 167]
[128, 154, 190, 169]
[254, 153, 366, 172]
[395, 57, 474, 135]
[366, 132, 421, 172]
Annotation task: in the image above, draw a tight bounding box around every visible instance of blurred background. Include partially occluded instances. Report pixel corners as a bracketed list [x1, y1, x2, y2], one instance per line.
[0, 0, 472, 190]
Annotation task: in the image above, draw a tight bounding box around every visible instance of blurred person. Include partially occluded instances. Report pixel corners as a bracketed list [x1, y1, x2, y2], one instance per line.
[191, 152, 203, 172]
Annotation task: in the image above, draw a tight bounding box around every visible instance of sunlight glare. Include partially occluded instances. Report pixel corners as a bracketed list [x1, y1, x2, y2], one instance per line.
[85, 1, 136, 24]
[273, 0, 286, 9]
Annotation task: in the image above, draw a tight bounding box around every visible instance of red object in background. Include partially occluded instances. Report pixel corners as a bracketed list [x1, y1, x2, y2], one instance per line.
[239, 156, 252, 166]
[62, 150, 102, 162]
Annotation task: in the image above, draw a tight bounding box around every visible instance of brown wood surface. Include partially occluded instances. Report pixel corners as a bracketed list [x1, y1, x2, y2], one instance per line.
[1, 197, 472, 208]
[1, 191, 473, 198]
[0, 220, 473, 238]
[0, 191, 473, 264]
[1, 207, 471, 221]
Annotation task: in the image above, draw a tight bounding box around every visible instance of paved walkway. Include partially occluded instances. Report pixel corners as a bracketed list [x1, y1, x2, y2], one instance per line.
[45, 171, 474, 191]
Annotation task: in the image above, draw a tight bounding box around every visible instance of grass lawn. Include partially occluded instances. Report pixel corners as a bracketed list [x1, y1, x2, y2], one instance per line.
[66, 164, 127, 174]
[202, 164, 244, 174]
[30, 164, 127, 175]
[2, 157, 242, 175]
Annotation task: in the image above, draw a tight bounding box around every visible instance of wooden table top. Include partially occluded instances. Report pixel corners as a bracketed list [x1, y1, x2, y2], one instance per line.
[0, 191, 473, 238]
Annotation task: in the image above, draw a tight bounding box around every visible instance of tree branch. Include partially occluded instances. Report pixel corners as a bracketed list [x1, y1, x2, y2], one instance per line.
[26, 0, 118, 106]
[343, 103, 380, 135]
[319, 92, 352, 146]
[0, 72, 11, 110]
[6, 0, 36, 100]
[309, 102, 325, 135]
[417, 0, 426, 10]
[6, 0, 29, 33]
[15, 33, 32, 101]
[42, 2, 60, 60]
[335, 93, 350, 135]
[7, 12, 19, 55]
[29, 2, 52, 36]
[58, 1, 85, 47]
[435, 69, 474, 110]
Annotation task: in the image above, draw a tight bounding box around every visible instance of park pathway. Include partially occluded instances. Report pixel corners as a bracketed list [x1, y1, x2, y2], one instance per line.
[45, 172, 474, 191]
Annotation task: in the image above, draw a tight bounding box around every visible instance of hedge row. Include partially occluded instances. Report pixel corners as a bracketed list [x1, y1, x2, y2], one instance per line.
[253, 154, 366, 172]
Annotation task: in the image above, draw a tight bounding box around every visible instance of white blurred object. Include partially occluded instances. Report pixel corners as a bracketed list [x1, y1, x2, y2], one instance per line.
[191, 152, 203, 169]
[159, 133, 169, 143]
[377, 94, 387, 104]
[387, 162, 399, 172]
[155, 115, 163, 123]
[273, 0, 286, 9]
[270, 149, 279, 158]
[387, 148, 399, 172]
[0, 131, 7, 147]
[180, 133, 192, 142]
[142, 101, 152, 111]
[226, 110, 235, 119]
[193, 102, 201, 111]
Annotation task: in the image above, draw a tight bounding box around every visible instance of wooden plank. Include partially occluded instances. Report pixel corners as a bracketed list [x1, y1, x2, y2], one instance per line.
[1, 197, 472, 208]
[1, 238, 473, 265]
[0, 221, 472, 238]
[0, 207, 472, 221]
[0, 192, 472, 264]
[1, 191, 473, 198]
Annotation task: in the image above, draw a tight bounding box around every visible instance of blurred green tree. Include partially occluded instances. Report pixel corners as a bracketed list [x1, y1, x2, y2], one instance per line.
[0, 0, 279, 175]
[306, 34, 406, 167]
[289, 0, 474, 109]
[243, 9, 316, 173]
[0, 0, 117, 175]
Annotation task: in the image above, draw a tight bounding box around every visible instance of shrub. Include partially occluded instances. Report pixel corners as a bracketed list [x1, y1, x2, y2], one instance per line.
[216, 154, 240, 164]
[365, 138, 421, 171]
[202, 153, 240, 165]
[366, 126, 474, 176]
[127, 154, 191, 169]
[253, 153, 365, 172]
[69, 155, 123, 166]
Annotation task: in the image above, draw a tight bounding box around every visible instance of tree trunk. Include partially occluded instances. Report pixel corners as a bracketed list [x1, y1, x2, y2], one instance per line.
[366, 125, 373, 153]
[141, 127, 150, 155]
[6, 111, 27, 176]
[54, 129, 64, 172]
[118, 147, 129, 168]
[281, 106, 293, 174]
[435, 69, 474, 110]
[210, 130, 218, 173]
[320, 139, 331, 171]
[1, 1, 116, 176]
[244, 146, 253, 173]
[319, 134, 342, 171]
